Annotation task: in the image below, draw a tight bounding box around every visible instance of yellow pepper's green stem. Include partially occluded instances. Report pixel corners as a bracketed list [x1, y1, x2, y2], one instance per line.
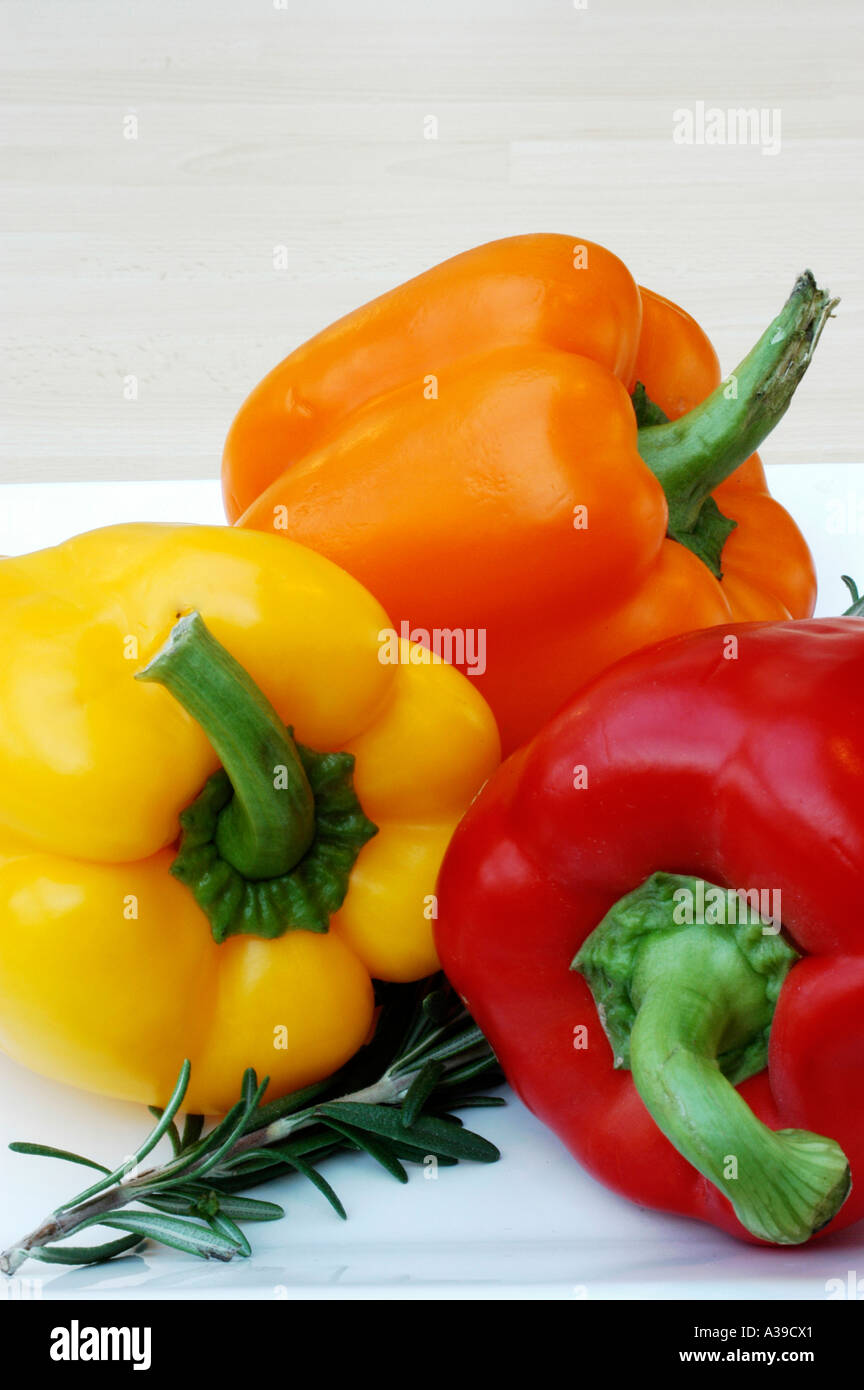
[136, 613, 376, 942]
[137, 612, 315, 880]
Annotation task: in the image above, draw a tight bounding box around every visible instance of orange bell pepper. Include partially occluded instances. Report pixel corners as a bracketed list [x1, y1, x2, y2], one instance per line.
[223, 236, 826, 752]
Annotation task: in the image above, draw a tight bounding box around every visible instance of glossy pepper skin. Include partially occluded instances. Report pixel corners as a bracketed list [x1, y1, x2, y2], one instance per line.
[435, 619, 864, 1244]
[224, 235, 820, 753]
[0, 525, 499, 1113]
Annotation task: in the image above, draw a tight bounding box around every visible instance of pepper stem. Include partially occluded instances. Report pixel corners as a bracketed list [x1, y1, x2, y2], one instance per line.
[636, 272, 837, 577]
[573, 873, 851, 1245]
[137, 612, 315, 881]
[841, 575, 864, 618]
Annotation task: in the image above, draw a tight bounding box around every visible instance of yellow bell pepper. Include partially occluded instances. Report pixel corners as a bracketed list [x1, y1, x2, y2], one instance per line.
[0, 524, 499, 1113]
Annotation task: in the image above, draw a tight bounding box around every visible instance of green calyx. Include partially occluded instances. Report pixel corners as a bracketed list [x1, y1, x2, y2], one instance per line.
[633, 271, 837, 579]
[574, 872, 795, 1084]
[169, 741, 377, 943]
[841, 575, 864, 618]
[137, 613, 377, 943]
[630, 381, 671, 430]
[572, 872, 851, 1245]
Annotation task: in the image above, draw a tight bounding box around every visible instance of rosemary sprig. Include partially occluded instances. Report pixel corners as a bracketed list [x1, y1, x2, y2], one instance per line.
[0, 977, 504, 1275]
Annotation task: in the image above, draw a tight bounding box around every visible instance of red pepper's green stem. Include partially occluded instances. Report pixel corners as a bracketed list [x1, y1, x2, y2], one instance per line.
[636, 272, 837, 576]
[137, 612, 315, 880]
[629, 927, 850, 1245]
[573, 872, 851, 1246]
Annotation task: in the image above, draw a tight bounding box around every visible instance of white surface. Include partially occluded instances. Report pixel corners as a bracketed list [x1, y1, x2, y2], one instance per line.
[1, 470, 863, 1301]
[1, 0, 862, 483]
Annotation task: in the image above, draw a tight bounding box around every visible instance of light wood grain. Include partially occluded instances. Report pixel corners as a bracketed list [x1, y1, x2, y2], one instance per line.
[1, 0, 862, 483]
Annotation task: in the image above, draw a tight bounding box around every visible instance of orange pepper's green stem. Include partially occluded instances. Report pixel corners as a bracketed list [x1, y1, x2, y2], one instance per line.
[637, 272, 837, 575]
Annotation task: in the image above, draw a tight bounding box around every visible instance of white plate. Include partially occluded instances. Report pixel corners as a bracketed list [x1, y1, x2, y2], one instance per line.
[1, 468, 862, 1301]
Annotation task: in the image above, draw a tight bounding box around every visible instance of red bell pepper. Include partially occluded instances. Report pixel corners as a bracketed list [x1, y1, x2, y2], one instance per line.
[435, 617, 864, 1244]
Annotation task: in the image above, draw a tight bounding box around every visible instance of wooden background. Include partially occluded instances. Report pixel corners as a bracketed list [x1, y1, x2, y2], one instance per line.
[1, 0, 861, 483]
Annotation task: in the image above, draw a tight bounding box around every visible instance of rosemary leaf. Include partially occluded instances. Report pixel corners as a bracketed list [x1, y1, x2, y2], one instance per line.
[408, 1025, 489, 1069]
[400, 1060, 445, 1128]
[146, 1074, 267, 1191]
[223, 1149, 287, 1175]
[272, 1150, 347, 1220]
[319, 1117, 409, 1184]
[189, 1098, 247, 1162]
[55, 1059, 192, 1212]
[422, 985, 457, 1026]
[9, 1143, 110, 1175]
[148, 1108, 182, 1157]
[318, 1102, 500, 1163]
[209, 1141, 345, 1194]
[30, 1234, 144, 1266]
[436, 1056, 507, 1089]
[1, 975, 504, 1274]
[209, 1194, 284, 1222]
[380, 1142, 458, 1167]
[87, 1212, 241, 1262]
[181, 1114, 205, 1150]
[139, 1192, 198, 1217]
[431, 1094, 506, 1110]
[208, 1213, 251, 1256]
[243, 1076, 334, 1133]
[189, 1075, 268, 1179]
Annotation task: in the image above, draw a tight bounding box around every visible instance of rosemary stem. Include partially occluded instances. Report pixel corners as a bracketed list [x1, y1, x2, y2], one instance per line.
[229, 1073, 412, 1157]
[0, 1186, 140, 1275]
[0, 1063, 425, 1271]
[1, 985, 500, 1276]
[235, 1039, 492, 1154]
